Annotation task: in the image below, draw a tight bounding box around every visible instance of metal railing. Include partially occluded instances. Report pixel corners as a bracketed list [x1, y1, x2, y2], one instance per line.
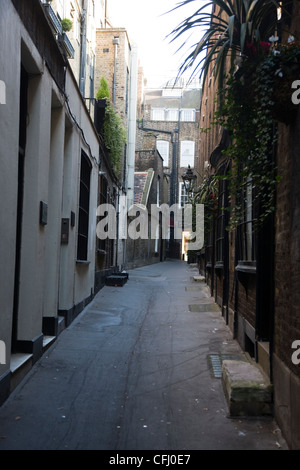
[43, 3, 63, 35]
[59, 32, 75, 59]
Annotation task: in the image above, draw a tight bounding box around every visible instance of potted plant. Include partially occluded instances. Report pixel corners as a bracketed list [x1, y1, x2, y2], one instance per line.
[61, 18, 73, 32]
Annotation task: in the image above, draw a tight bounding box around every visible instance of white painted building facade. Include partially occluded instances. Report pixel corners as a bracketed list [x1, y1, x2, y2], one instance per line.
[0, 0, 101, 402]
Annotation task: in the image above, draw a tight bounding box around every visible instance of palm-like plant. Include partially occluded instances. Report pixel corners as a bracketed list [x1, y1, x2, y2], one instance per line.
[169, 0, 282, 89]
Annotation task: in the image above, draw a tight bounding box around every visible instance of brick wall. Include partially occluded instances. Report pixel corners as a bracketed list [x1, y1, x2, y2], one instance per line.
[95, 28, 130, 123]
[273, 0, 300, 378]
[197, 49, 258, 349]
[274, 121, 300, 376]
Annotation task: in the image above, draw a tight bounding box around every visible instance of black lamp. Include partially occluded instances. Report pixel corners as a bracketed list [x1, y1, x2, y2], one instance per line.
[182, 165, 197, 193]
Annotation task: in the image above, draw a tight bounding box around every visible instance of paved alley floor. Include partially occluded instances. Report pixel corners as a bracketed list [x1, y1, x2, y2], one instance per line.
[0, 261, 288, 450]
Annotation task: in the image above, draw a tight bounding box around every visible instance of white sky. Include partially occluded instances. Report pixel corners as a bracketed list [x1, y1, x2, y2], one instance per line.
[107, 0, 201, 88]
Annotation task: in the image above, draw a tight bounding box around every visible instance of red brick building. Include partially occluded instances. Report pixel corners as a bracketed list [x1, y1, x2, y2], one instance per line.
[197, 0, 300, 449]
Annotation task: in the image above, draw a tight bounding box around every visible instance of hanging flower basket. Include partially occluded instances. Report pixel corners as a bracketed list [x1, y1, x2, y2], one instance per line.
[270, 40, 300, 124]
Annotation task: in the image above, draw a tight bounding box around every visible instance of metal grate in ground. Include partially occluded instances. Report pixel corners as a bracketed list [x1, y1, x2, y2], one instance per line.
[208, 354, 246, 378]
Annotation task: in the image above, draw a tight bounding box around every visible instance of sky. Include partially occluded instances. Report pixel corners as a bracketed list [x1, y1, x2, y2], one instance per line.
[107, 0, 202, 88]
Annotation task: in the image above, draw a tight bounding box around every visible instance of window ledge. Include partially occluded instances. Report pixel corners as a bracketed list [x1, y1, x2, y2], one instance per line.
[235, 261, 256, 274]
[76, 259, 91, 265]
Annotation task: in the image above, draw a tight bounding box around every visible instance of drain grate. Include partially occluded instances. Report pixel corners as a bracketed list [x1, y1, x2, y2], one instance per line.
[208, 354, 245, 378]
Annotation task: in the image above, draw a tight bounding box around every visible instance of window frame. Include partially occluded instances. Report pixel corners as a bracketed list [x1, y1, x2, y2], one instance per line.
[236, 177, 257, 273]
[180, 140, 195, 168]
[156, 140, 170, 167]
[180, 108, 196, 122]
[77, 150, 92, 262]
[178, 182, 188, 208]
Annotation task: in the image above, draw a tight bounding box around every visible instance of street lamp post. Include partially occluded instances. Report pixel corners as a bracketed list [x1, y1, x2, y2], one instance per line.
[181, 165, 197, 262]
[182, 165, 197, 195]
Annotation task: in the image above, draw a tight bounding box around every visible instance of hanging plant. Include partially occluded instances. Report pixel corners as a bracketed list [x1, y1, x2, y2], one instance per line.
[212, 68, 278, 229]
[169, 0, 282, 90]
[267, 38, 300, 123]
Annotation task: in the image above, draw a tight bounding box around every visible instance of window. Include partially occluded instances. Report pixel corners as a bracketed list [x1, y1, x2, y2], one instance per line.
[180, 141, 195, 168]
[237, 178, 257, 266]
[151, 107, 196, 122]
[166, 108, 179, 121]
[151, 108, 165, 121]
[77, 151, 91, 261]
[179, 182, 188, 208]
[156, 140, 169, 167]
[89, 54, 95, 99]
[216, 177, 227, 264]
[181, 108, 196, 122]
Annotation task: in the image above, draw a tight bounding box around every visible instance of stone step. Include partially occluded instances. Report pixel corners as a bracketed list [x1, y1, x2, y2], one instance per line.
[193, 275, 205, 282]
[222, 359, 273, 417]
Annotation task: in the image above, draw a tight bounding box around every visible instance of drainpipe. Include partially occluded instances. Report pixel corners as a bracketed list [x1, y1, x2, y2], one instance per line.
[79, 1, 87, 96]
[126, 43, 138, 210]
[104, 0, 108, 27]
[112, 36, 119, 107]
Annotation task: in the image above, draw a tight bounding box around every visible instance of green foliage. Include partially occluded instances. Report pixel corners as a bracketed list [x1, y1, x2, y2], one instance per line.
[61, 18, 73, 32]
[96, 77, 110, 100]
[212, 64, 279, 230]
[209, 36, 300, 230]
[169, 0, 283, 90]
[193, 175, 219, 244]
[102, 99, 127, 177]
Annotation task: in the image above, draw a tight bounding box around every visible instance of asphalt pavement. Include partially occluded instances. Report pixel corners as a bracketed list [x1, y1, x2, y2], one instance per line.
[0, 260, 288, 450]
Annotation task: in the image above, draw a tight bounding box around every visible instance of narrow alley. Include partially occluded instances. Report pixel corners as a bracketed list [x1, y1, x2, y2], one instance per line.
[0, 261, 287, 451]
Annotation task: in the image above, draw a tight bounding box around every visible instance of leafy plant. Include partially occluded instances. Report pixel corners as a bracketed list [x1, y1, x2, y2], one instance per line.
[192, 174, 219, 244]
[61, 18, 73, 32]
[96, 77, 110, 100]
[169, 0, 282, 90]
[212, 64, 279, 229]
[102, 99, 127, 177]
